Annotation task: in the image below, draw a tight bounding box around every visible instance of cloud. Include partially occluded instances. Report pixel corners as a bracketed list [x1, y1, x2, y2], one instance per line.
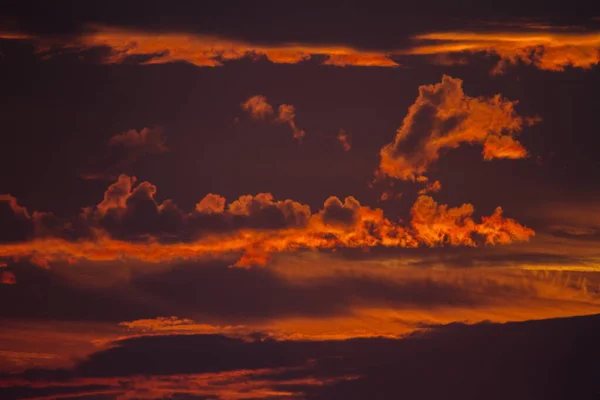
[407, 31, 600, 73]
[337, 129, 351, 151]
[411, 196, 535, 247]
[80, 127, 168, 180]
[4, 25, 399, 68]
[2, 314, 600, 399]
[0, 175, 534, 269]
[242, 95, 306, 140]
[241, 95, 274, 120]
[378, 75, 538, 181]
[417, 180, 441, 195]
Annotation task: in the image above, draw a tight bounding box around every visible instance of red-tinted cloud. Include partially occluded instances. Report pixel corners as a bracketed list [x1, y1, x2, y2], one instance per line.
[242, 95, 306, 140]
[3, 26, 399, 68]
[407, 31, 600, 73]
[0, 175, 534, 269]
[378, 75, 538, 181]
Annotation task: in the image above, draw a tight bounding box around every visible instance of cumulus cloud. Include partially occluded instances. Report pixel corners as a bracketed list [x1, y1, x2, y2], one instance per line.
[0, 176, 534, 269]
[411, 196, 534, 247]
[407, 31, 600, 73]
[80, 127, 168, 180]
[378, 75, 539, 181]
[242, 95, 306, 140]
[241, 95, 274, 120]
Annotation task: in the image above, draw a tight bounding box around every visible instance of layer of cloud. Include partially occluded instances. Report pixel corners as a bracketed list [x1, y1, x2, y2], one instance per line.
[1, 26, 400, 68]
[2, 314, 600, 399]
[242, 95, 306, 140]
[378, 75, 538, 181]
[407, 31, 600, 73]
[0, 174, 534, 270]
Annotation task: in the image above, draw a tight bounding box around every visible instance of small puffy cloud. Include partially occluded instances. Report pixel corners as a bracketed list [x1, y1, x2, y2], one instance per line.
[276, 104, 306, 140]
[108, 127, 168, 153]
[378, 75, 538, 181]
[242, 96, 306, 140]
[319, 196, 362, 228]
[15, 26, 399, 68]
[196, 194, 226, 214]
[241, 95, 274, 120]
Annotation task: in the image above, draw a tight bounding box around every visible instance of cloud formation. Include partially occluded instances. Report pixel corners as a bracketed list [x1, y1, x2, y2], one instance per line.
[3, 26, 399, 68]
[0, 175, 534, 270]
[242, 95, 306, 140]
[80, 127, 168, 180]
[379, 75, 538, 181]
[408, 31, 600, 73]
[417, 180, 442, 195]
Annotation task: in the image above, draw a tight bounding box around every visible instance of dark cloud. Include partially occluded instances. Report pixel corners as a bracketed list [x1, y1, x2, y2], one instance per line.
[0, 195, 33, 243]
[2, 314, 599, 399]
[80, 127, 167, 180]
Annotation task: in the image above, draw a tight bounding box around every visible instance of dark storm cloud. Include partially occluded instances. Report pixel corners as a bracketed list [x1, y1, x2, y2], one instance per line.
[2, 314, 599, 399]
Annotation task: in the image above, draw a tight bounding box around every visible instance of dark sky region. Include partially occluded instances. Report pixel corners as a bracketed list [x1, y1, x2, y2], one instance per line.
[1, 2, 600, 399]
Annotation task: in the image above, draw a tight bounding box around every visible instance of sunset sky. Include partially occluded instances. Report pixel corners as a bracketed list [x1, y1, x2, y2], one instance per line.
[1, 2, 600, 399]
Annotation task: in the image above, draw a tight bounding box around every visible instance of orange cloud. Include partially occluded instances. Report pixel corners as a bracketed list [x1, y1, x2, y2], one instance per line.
[417, 180, 442, 195]
[242, 95, 306, 140]
[0, 175, 534, 269]
[337, 129, 351, 151]
[241, 95, 274, 120]
[407, 31, 600, 73]
[14, 26, 399, 68]
[378, 75, 538, 181]
[196, 193, 226, 214]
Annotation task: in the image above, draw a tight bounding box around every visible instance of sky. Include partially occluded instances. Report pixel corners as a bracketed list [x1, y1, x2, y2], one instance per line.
[1, 2, 600, 399]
